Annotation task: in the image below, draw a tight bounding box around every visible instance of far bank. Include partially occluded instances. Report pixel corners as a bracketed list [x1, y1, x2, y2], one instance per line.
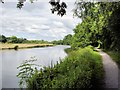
[0, 43, 54, 50]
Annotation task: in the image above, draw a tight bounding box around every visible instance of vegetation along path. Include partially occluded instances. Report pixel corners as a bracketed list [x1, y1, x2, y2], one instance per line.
[96, 48, 119, 89]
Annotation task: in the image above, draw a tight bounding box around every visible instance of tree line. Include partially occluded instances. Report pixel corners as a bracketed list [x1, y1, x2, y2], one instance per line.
[0, 35, 49, 44]
[52, 34, 72, 45]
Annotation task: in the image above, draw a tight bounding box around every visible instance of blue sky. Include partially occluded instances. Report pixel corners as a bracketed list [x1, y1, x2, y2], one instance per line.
[0, 0, 81, 41]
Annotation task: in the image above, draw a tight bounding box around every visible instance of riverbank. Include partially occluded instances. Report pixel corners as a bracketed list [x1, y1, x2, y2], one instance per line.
[17, 46, 103, 89]
[0, 43, 54, 50]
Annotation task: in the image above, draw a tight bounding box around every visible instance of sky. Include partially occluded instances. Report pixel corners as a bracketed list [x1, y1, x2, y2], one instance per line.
[0, 0, 81, 41]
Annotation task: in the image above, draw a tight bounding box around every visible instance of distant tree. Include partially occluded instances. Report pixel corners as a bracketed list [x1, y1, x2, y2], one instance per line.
[8, 36, 18, 43]
[0, 35, 7, 43]
[63, 34, 72, 45]
[52, 40, 63, 45]
[17, 38, 27, 43]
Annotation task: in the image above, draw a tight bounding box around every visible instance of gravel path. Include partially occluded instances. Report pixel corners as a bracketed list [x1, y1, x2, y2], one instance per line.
[96, 49, 119, 89]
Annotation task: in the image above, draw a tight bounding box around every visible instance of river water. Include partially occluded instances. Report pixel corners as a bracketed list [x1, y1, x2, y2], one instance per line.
[0, 45, 70, 89]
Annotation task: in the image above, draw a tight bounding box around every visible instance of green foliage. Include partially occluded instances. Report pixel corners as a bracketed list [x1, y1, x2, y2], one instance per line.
[17, 57, 41, 88]
[63, 34, 72, 45]
[23, 40, 49, 44]
[106, 51, 120, 65]
[0, 35, 7, 43]
[52, 34, 73, 45]
[0, 35, 49, 44]
[52, 40, 63, 45]
[64, 48, 73, 54]
[8, 36, 18, 43]
[5, 35, 27, 43]
[72, 1, 120, 51]
[17, 47, 103, 89]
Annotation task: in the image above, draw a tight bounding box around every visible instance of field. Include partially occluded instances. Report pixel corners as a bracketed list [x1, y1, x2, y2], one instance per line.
[0, 43, 53, 50]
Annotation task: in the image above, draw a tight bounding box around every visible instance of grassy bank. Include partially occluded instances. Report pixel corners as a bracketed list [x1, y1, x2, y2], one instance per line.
[106, 51, 120, 65]
[17, 46, 103, 89]
[0, 43, 53, 50]
[64, 48, 73, 54]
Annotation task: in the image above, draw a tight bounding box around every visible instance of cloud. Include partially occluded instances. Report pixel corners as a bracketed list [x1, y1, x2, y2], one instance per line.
[40, 25, 50, 30]
[25, 26, 40, 34]
[1, 1, 81, 41]
[53, 21, 64, 27]
[25, 24, 50, 34]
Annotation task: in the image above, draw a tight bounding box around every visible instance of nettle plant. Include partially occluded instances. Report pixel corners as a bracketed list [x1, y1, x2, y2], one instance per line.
[17, 57, 41, 88]
[17, 57, 56, 89]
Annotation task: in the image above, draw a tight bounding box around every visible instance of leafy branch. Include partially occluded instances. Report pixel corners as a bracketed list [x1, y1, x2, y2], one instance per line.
[17, 57, 41, 88]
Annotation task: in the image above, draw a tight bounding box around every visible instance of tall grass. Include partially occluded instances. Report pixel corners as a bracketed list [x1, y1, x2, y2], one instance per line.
[106, 51, 120, 65]
[17, 46, 103, 89]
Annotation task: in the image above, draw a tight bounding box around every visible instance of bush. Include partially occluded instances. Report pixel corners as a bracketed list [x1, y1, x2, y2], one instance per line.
[17, 47, 103, 89]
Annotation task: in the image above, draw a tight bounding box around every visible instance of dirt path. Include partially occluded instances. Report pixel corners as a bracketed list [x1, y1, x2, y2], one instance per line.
[96, 49, 119, 89]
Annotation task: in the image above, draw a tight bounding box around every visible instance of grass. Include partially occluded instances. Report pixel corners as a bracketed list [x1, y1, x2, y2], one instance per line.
[64, 48, 73, 54]
[106, 51, 120, 65]
[0, 43, 53, 50]
[17, 46, 104, 89]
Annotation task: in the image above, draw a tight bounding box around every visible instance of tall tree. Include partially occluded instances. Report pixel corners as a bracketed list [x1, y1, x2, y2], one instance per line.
[72, 1, 120, 51]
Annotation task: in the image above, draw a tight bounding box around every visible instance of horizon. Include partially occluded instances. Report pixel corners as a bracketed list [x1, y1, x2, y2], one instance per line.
[1, 34, 65, 41]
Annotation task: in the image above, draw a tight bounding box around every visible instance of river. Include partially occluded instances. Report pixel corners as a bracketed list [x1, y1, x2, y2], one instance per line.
[0, 45, 70, 89]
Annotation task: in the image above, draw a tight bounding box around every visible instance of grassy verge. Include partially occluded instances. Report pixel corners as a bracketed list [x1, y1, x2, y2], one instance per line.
[64, 48, 73, 54]
[17, 46, 103, 89]
[0, 43, 53, 50]
[105, 51, 120, 65]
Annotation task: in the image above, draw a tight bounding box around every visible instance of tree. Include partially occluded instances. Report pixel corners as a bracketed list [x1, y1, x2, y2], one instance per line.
[0, 35, 7, 43]
[63, 34, 72, 45]
[8, 36, 18, 43]
[72, 1, 120, 51]
[52, 40, 63, 45]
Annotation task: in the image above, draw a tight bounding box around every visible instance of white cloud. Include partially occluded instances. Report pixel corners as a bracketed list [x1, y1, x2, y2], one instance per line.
[40, 25, 50, 30]
[31, 24, 39, 29]
[48, 28, 67, 39]
[25, 26, 40, 34]
[1, 1, 81, 41]
[52, 28, 67, 33]
[53, 21, 64, 27]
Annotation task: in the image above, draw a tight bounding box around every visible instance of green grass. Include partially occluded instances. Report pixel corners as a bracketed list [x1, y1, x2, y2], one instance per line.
[17, 46, 103, 89]
[106, 51, 120, 65]
[64, 48, 73, 54]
